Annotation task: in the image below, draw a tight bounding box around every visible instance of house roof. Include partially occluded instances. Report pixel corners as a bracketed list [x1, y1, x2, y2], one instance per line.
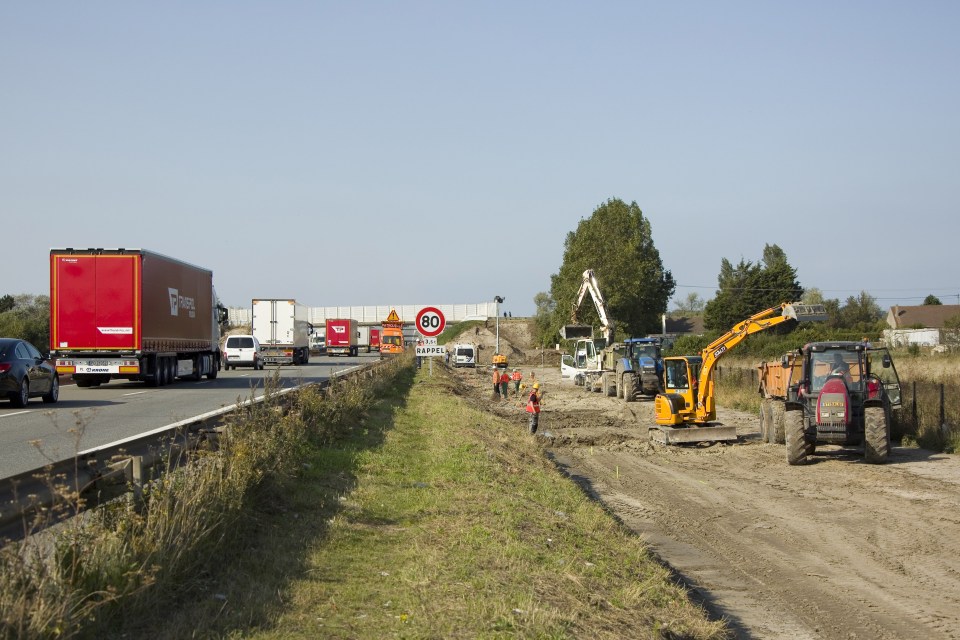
[887, 305, 960, 329]
[664, 316, 705, 335]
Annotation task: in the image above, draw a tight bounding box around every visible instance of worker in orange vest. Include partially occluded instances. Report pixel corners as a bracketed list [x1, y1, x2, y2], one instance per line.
[526, 382, 542, 434]
[511, 368, 523, 394]
[491, 367, 502, 399]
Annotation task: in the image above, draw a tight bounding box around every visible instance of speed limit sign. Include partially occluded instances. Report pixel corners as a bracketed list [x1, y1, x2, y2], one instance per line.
[416, 306, 446, 338]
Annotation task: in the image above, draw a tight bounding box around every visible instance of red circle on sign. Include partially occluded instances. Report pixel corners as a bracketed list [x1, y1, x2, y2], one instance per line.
[416, 306, 446, 337]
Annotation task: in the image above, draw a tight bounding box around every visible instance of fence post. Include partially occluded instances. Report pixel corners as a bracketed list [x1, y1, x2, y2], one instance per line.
[941, 383, 946, 428]
[912, 381, 917, 428]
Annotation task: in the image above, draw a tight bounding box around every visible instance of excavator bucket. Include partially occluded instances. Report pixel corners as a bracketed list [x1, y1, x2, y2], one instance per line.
[560, 324, 594, 340]
[782, 303, 829, 323]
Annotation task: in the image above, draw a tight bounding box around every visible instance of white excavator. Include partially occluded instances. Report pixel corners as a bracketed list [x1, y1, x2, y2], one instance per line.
[559, 269, 618, 392]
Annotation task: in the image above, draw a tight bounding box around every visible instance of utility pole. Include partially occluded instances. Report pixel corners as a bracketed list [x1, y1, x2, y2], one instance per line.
[494, 295, 505, 354]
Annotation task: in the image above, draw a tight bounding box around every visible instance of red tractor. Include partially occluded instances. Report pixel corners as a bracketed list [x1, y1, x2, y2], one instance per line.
[780, 342, 902, 465]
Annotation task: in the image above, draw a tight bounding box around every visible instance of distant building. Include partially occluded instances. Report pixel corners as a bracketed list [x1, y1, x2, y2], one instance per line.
[884, 305, 960, 350]
[886, 305, 960, 329]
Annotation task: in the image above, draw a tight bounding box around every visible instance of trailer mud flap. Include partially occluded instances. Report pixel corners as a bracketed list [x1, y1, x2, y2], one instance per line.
[650, 424, 738, 445]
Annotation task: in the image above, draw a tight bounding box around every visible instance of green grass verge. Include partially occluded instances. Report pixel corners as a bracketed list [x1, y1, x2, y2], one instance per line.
[151, 364, 726, 639]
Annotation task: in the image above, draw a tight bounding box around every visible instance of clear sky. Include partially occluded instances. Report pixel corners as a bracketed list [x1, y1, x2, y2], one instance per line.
[3, 2, 958, 316]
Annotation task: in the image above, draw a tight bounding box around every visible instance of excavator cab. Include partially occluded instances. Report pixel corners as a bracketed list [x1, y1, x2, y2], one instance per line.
[656, 357, 707, 426]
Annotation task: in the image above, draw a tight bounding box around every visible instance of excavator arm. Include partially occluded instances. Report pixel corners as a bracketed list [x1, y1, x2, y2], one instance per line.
[693, 302, 827, 422]
[563, 269, 615, 346]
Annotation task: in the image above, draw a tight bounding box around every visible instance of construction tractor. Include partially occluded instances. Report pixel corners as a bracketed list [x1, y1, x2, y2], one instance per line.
[772, 342, 902, 465]
[652, 302, 827, 444]
[492, 353, 508, 369]
[616, 337, 664, 402]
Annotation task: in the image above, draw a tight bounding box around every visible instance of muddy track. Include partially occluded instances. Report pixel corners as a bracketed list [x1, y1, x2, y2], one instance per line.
[451, 364, 960, 639]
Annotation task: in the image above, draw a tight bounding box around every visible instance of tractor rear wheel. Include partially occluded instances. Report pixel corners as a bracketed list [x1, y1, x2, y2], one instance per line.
[864, 405, 890, 464]
[785, 409, 808, 465]
[771, 400, 786, 444]
[623, 373, 636, 402]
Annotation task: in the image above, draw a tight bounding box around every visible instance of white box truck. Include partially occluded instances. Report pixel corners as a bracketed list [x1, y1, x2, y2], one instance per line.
[357, 325, 371, 353]
[252, 299, 313, 365]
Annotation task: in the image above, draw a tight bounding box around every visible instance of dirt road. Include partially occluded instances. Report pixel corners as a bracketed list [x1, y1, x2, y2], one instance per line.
[453, 364, 960, 639]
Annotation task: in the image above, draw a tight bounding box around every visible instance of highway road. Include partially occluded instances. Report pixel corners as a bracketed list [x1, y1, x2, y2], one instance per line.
[0, 352, 380, 479]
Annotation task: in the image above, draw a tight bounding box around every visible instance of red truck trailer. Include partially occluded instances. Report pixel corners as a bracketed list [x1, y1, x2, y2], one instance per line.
[50, 248, 227, 387]
[325, 318, 358, 356]
[370, 328, 381, 352]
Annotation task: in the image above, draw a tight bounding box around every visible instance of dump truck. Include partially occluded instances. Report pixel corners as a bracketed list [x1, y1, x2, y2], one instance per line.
[252, 299, 313, 365]
[326, 318, 359, 356]
[762, 342, 903, 465]
[652, 302, 827, 444]
[756, 352, 803, 444]
[49, 248, 227, 387]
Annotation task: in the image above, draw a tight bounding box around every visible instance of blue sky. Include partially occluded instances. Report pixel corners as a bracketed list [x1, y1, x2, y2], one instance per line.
[3, 2, 958, 316]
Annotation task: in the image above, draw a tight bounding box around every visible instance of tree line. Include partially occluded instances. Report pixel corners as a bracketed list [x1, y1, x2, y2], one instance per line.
[533, 197, 953, 349]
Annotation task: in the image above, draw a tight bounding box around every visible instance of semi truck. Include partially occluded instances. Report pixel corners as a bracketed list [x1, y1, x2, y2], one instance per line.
[252, 299, 313, 365]
[357, 325, 371, 353]
[326, 318, 359, 356]
[49, 248, 227, 387]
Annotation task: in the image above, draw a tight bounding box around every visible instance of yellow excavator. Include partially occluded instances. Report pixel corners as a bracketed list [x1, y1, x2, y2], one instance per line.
[652, 302, 827, 444]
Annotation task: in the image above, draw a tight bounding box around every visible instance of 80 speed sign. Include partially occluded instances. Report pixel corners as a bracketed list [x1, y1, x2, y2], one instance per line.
[416, 306, 446, 337]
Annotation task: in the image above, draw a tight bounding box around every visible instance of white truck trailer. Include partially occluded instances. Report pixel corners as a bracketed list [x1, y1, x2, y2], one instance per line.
[252, 299, 313, 365]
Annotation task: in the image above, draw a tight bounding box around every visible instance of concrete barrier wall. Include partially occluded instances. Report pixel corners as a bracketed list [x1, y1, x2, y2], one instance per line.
[228, 302, 498, 327]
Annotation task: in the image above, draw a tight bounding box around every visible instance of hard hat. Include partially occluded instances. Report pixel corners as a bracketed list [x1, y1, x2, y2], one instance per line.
[533, 382, 540, 389]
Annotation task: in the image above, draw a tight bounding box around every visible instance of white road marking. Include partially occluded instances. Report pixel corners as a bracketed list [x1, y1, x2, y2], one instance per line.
[0, 411, 31, 419]
[122, 391, 149, 397]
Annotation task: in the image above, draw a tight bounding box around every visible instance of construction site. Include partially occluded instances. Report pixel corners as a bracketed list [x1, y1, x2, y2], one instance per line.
[446, 315, 960, 640]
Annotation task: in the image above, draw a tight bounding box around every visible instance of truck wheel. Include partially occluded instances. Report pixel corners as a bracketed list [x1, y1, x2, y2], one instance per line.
[785, 409, 808, 465]
[207, 356, 218, 379]
[864, 405, 890, 464]
[623, 373, 636, 402]
[759, 399, 770, 441]
[616, 373, 623, 399]
[771, 400, 786, 444]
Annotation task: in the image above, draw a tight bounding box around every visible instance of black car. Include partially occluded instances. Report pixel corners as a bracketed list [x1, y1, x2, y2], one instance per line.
[0, 338, 59, 407]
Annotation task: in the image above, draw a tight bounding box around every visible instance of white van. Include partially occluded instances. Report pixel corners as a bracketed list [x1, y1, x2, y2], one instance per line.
[452, 343, 476, 368]
[223, 335, 263, 370]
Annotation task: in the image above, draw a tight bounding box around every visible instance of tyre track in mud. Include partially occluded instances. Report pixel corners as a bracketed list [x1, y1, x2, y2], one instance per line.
[451, 364, 960, 639]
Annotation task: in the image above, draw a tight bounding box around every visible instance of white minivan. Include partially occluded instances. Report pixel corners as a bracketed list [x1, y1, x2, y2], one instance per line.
[452, 343, 476, 368]
[223, 335, 263, 370]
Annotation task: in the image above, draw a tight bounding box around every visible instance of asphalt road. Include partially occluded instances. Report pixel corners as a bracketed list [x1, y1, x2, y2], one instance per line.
[0, 352, 379, 479]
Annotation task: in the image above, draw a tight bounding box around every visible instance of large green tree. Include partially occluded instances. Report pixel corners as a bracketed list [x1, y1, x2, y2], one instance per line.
[548, 198, 675, 340]
[703, 244, 803, 331]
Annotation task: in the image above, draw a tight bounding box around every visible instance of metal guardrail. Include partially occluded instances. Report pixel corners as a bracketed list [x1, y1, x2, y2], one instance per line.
[0, 362, 380, 544]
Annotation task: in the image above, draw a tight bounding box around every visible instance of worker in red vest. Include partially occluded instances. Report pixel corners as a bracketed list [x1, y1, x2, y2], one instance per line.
[511, 368, 523, 394]
[526, 382, 542, 434]
[499, 369, 510, 398]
